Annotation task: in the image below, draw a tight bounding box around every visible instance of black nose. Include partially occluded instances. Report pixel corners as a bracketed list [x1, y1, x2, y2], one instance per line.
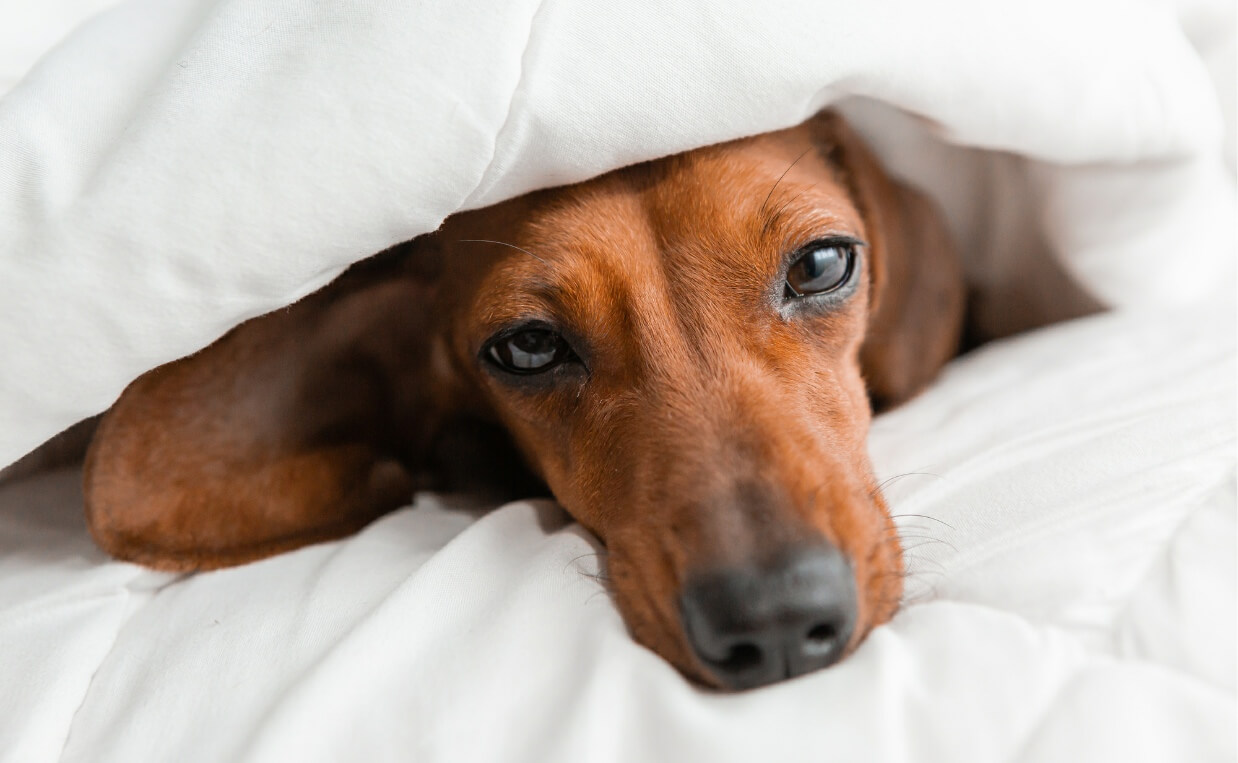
[678, 545, 857, 690]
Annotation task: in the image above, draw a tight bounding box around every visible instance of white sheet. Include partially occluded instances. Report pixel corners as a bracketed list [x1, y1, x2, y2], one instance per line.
[1, 2, 1235, 761]
[1, 0, 1234, 466]
[1, 305, 1232, 762]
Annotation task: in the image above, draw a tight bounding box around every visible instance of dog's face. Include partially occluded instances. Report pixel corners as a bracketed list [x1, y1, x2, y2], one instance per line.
[417, 117, 959, 688]
[84, 113, 962, 690]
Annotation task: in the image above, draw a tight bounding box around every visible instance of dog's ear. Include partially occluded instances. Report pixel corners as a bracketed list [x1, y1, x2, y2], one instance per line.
[83, 241, 463, 570]
[808, 111, 965, 410]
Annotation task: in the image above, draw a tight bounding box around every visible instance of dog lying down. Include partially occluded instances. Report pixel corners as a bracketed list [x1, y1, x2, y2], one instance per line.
[80, 111, 966, 690]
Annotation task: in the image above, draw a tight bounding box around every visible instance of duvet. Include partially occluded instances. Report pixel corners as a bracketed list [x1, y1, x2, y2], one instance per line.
[0, 1, 1233, 761]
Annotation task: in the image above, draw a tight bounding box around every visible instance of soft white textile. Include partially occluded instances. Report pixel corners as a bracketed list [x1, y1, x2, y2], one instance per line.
[1, 2, 1235, 762]
[0, 306, 1233, 762]
[0, 0, 1234, 467]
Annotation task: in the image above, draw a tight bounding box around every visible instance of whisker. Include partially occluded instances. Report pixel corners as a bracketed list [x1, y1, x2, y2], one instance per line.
[562, 552, 604, 574]
[902, 555, 949, 574]
[761, 182, 818, 238]
[898, 569, 948, 582]
[890, 512, 955, 530]
[771, 183, 817, 219]
[759, 148, 813, 217]
[870, 471, 942, 498]
[458, 238, 549, 264]
[895, 534, 957, 550]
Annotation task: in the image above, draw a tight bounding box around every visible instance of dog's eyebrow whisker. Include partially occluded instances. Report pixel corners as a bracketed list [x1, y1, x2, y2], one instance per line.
[759, 147, 813, 218]
[457, 238, 550, 265]
[776, 183, 816, 214]
[761, 183, 819, 239]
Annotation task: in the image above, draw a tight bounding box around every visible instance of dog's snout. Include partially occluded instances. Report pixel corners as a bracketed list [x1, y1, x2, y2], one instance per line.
[678, 545, 857, 690]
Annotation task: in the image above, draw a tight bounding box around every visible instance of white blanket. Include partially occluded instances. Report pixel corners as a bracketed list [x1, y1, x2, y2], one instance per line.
[0, 0, 1234, 465]
[0, 1, 1235, 761]
[2, 307, 1233, 762]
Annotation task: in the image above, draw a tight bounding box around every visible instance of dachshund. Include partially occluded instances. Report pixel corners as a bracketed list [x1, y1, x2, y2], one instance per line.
[79, 111, 965, 690]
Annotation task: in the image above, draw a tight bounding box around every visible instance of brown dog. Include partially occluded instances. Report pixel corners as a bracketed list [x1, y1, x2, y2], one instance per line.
[82, 112, 964, 689]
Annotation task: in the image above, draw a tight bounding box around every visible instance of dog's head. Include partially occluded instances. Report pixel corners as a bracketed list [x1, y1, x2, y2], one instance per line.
[84, 112, 963, 690]
[417, 113, 963, 687]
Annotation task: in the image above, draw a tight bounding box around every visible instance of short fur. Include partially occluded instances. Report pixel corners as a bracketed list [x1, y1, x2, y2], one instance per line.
[82, 113, 965, 686]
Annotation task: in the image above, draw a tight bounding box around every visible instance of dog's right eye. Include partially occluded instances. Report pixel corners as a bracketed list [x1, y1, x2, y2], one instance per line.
[485, 327, 574, 375]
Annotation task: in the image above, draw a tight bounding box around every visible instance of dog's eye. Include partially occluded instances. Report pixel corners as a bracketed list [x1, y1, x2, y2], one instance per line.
[487, 327, 573, 374]
[784, 242, 856, 298]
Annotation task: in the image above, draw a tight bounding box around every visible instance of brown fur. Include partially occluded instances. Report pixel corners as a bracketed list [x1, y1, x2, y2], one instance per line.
[82, 112, 965, 686]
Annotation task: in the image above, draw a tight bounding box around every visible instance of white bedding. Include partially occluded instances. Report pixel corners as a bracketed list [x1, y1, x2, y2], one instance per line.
[0, 0, 1234, 464]
[1, 1, 1235, 761]
[1, 306, 1233, 762]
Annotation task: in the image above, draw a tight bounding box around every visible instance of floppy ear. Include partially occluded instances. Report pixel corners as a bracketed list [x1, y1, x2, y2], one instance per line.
[809, 111, 966, 410]
[83, 243, 460, 570]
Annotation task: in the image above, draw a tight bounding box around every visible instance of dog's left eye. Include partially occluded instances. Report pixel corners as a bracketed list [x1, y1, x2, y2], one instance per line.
[486, 327, 574, 374]
[784, 241, 857, 298]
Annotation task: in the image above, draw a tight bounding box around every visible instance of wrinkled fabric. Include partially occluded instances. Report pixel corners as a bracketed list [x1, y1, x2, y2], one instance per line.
[0, 2, 1234, 761]
[0, 307, 1232, 762]
[0, 0, 1234, 466]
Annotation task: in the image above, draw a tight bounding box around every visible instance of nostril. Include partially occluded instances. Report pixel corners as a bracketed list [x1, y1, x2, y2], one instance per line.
[806, 622, 838, 644]
[713, 642, 763, 673]
[803, 620, 841, 657]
